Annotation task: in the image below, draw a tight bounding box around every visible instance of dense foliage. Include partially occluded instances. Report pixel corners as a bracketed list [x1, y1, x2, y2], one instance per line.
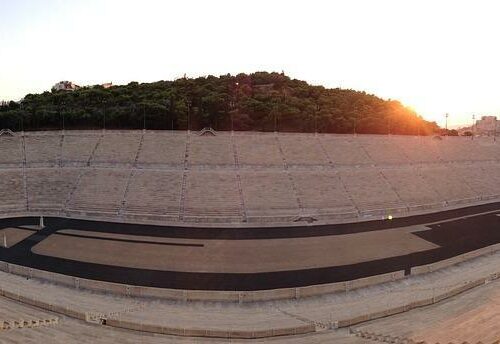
[0, 72, 439, 134]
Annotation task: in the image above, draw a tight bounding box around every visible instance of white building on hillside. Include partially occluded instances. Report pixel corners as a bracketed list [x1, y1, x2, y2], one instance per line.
[51, 81, 80, 91]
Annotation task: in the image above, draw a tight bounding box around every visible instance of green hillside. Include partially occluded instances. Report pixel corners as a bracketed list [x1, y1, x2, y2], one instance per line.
[0, 72, 439, 134]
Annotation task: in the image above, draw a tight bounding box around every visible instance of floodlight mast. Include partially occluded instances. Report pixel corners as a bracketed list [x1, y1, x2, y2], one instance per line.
[472, 114, 475, 140]
[494, 116, 497, 143]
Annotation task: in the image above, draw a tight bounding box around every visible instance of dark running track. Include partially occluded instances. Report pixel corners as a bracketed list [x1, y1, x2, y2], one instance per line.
[1, 201, 500, 291]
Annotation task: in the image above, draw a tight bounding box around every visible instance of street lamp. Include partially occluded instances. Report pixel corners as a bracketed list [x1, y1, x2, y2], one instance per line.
[102, 100, 107, 131]
[494, 116, 497, 143]
[231, 82, 239, 133]
[445, 113, 449, 135]
[274, 105, 278, 133]
[186, 99, 191, 132]
[472, 114, 475, 140]
[60, 101, 65, 132]
[315, 104, 320, 134]
[165, 99, 171, 131]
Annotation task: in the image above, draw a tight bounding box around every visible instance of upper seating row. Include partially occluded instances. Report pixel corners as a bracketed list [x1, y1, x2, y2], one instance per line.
[1, 131, 499, 168]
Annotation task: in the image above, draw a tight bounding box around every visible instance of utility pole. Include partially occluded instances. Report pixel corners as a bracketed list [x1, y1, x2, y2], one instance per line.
[186, 99, 191, 133]
[315, 103, 320, 135]
[232, 82, 239, 134]
[472, 114, 475, 140]
[102, 100, 106, 132]
[494, 116, 497, 143]
[274, 106, 278, 133]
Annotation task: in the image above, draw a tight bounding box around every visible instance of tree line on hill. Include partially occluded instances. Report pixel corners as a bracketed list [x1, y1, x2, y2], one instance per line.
[0, 72, 440, 134]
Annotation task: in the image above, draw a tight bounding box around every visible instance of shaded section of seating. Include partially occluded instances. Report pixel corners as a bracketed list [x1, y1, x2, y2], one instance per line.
[183, 171, 242, 221]
[235, 134, 283, 166]
[382, 168, 441, 207]
[189, 134, 234, 166]
[0, 136, 22, 167]
[91, 133, 141, 165]
[419, 166, 479, 203]
[136, 132, 186, 166]
[278, 135, 329, 166]
[25, 135, 61, 166]
[66, 169, 128, 214]
[0, 170, 25, 213]
[27, 169, 80, 211]
[61, 135, 100, 166]
[123, 170, 182, 218]
[291, 171, 357, 215]
[240, 171, 299, 217]
[340, 169, 404, 213]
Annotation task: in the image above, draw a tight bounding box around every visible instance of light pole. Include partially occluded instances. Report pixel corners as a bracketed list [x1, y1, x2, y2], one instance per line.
[186, 99, 191, 132]
[60, 101, 65, 132]
[315, 104, 320, 134]
[102, 100, 106, 131]
[19, 103, 24, 133]
[472, 114, 475, 140]
[445, 113, 449, 135]
[273, 105, 278, 133]
[494, 117, 497, 143]
[165, 99, 170, 131]
[231, 82, 239, 133]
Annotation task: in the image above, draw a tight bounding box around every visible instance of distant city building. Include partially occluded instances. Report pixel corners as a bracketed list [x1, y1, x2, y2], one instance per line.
[101, 82, 113, 89]
[51, 81, 80, 92]
[458, 115, 498, 136]
[475, 116, 498, 135]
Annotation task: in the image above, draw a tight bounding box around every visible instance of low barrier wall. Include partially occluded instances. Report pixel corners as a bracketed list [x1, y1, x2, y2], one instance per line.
[334, 274, 499, 328]
[0, 260, 404, 302]
[2, 194, 500, 228]
[1, 232, 499, 303]
[104, 318, 315, 339]
[410, 243, 500, 275]
[0, 282, 315, 339]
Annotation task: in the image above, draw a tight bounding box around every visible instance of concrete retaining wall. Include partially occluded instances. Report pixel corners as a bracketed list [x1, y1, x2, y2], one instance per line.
[0, 260, 404, 302]
[2, 193, 500, 227]
[104, 318, 315, 339]
[334, 273, 500, 328]
[410, 243, 500, 275]
[1, 243, 498, 303]
[0, 282, 315, 339]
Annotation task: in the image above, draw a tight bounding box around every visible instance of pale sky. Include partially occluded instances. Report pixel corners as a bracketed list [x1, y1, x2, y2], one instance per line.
[1, 0, 500, 128]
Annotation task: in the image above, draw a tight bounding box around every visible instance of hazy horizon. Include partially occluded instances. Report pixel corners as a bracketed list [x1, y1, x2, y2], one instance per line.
[1, 0, 500, 128]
